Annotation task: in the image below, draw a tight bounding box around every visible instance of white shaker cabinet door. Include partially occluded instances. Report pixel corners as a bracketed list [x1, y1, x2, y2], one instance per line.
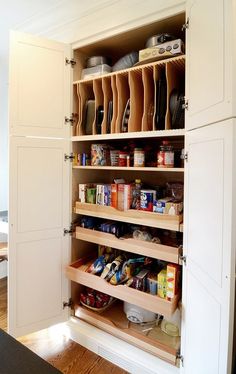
[181, 119, 235, 374]
[186, 0, 233, 130]
[9, 31, 71, 138]
[8, 136, 71, 337]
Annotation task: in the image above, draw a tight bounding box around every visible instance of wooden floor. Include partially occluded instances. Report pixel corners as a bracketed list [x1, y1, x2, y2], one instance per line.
[0, 277, 127, 374]
[0, 276, 7, 331]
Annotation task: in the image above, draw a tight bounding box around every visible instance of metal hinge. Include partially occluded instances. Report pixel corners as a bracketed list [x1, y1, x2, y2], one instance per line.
[63, 227, 74, 236]
[65, 58, 76, 67]
[182, 98, 189, 110]
[63, 298, 73, 309]
[177, 353, 184, 367]
[179, 255, 187, 266]
[183, 151, 188, 162]
[64, 153, 74, 162]
[65, 115, 75, 126]
[182, 17, 189, 31]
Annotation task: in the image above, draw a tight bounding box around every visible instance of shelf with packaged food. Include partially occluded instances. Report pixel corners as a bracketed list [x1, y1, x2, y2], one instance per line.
[73, 165, 184, 172]
[74, 202, 183, 231]
[66, 258, 180, 318]
[74, 227, 182, 264]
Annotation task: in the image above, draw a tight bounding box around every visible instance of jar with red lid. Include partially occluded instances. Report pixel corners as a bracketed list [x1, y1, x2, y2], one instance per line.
[157, 141, 174, 168]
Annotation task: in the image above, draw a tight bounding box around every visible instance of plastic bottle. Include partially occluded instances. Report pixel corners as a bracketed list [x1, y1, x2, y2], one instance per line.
[131, 179, 142, 209]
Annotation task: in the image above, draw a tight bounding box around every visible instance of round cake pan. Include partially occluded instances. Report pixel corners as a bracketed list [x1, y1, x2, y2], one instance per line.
[86, 56, 109, 68]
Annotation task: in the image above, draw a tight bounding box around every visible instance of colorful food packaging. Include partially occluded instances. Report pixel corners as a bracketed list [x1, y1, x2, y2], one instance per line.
[130, 269, 149, 291]
[111, 184, 118, 208]
[91, 144, 109, 166]
[117, 184, 132, 211]
[157, 269, 167, 298]
[153, 197, 172, 213]
[147, 273, 158, 295]
[79, 183, 88, 203]
[86, 187, 96, 204]
[166, 263, 181, 300]
[140, 190, 156, 211]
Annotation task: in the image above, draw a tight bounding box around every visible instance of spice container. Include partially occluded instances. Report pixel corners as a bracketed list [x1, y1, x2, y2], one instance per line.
[119, 151, 128, 167]
[134, 148, 145, 167]
[157, 141, 174, 168]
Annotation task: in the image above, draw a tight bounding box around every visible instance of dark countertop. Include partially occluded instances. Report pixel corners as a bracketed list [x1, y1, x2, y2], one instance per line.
[0, 329, 61, 374]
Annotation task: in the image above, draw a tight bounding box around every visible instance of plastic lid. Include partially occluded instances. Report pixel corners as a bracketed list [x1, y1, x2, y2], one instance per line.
[135, 179, 141, 183]
[134, 148, 143, 151]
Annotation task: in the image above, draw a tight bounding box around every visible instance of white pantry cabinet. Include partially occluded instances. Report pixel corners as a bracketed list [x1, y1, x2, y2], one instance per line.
[183, 119, 236, 374]
[8, 1, 235, 373]
[185, 0, 236, 130]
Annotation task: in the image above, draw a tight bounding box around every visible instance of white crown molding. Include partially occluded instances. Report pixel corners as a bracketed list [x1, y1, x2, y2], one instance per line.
[14, 0, 185, 46]
[15, 0, 119, 36]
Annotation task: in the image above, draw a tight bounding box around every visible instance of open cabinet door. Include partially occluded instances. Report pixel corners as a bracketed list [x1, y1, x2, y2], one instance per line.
[8, 31, 72, 337]
[181, 120, 235, 374]
[9, 31, 71, 138]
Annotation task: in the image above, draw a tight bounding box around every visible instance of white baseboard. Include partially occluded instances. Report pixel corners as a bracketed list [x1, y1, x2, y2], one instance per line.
[66, 317, 179, 374]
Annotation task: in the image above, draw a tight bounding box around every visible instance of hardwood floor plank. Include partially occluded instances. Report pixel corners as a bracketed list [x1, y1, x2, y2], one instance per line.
[0, 277, 7, 331]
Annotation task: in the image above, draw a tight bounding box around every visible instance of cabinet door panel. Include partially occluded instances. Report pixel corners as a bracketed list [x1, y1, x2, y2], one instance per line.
[186, 0, 232, 130]
[9, 137, 71, 337]
[181, 120, 235, 374]
[9, 31, 71, 138]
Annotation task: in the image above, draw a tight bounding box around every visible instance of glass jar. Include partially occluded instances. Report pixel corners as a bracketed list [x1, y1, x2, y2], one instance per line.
[157, 141, 174, 168]
[134, 148, 145, 167]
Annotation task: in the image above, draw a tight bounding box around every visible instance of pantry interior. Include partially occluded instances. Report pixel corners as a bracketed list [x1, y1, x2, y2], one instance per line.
[65, 12, 185, 367]
[8, 2, 236, 373]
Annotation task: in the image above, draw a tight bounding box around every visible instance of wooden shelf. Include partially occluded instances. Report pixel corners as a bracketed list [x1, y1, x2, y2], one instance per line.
[75, 301, 180, 366]
[66, 259, 180, 318]
[72, 129, 185, 142]
[75, 227, 181, 264]
[75, 202, 183, 231]
[73, 166, 184, 172]
[73, 55, 185, 85]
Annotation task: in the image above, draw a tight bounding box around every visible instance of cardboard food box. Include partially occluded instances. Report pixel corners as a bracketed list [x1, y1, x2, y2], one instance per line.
[111, 184, 118, 208]
[131, 269, 150, 291]
[153, 197, 172, 213]
[157, 269, 167, 298]
[117, 184, 132, 211]
[166, 263, 181, 300]
[86, 187, 96, 204]
[79, 183, 89, 203]
[164, 201, 183, 215]
[147, 273, 158, 295]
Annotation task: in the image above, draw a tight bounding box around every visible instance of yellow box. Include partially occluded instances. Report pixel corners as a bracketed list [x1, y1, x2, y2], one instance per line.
[157, 269, 167, 299]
